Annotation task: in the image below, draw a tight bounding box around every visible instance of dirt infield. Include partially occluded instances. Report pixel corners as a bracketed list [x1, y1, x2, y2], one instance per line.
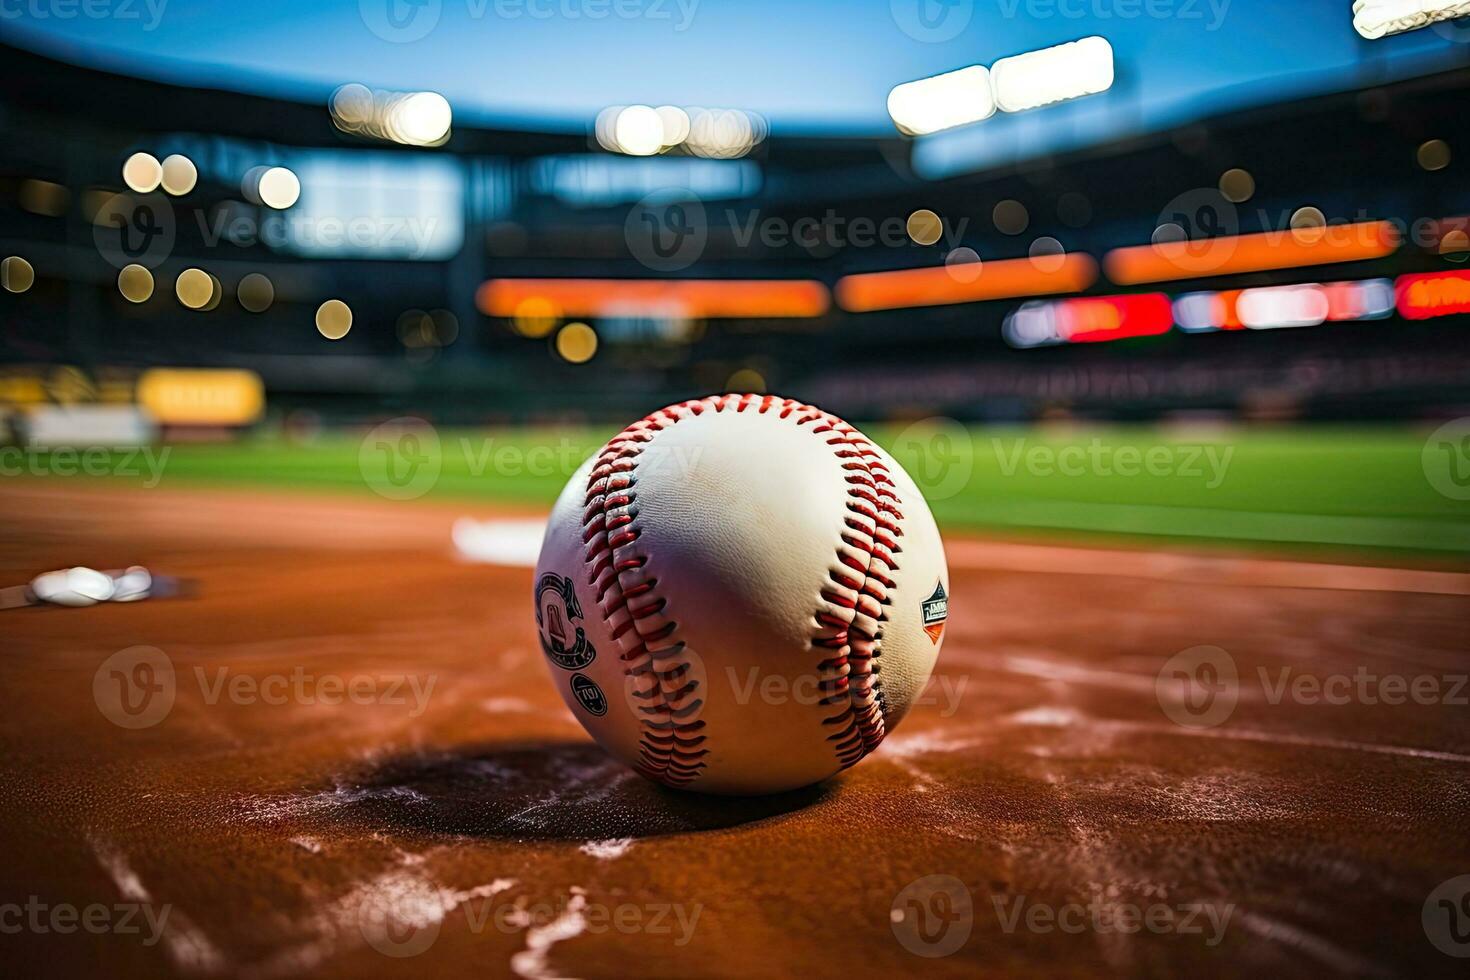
[1, 482, 1467, 978]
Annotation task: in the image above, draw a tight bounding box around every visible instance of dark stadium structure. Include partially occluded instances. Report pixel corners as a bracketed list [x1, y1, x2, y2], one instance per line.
[3, 41, 1469, 425]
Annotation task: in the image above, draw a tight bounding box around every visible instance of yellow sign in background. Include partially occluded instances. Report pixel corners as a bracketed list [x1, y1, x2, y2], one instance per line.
[136, 369, 265, 426]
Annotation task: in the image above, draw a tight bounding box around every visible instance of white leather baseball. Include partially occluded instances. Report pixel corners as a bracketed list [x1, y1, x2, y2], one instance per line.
[535, 394, 949, 795]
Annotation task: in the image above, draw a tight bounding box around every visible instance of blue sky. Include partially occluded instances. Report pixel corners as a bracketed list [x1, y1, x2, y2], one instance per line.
[0, 0, 1463, 134]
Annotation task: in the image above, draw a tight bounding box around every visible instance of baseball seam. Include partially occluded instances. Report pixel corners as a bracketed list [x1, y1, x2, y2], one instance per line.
[579, 393, 902, 789]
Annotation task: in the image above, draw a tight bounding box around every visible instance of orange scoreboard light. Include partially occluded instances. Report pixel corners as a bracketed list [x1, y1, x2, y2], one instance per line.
[477, 278, 830, 320]
[1105, 221, 1401, 285]
[834, 253, 1098, 312]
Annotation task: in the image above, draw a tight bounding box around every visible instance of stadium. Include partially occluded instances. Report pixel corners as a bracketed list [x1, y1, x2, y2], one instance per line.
[1, 1, 1468, 977]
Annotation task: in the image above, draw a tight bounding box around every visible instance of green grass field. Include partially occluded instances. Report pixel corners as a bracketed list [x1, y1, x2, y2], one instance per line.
[9, 424, 1468, 557]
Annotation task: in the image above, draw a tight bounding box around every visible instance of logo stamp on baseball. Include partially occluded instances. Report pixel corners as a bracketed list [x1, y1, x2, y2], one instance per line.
[536, 572, 598, 670]
[534, 393, 950, 795]
[921, 581, 949, 645]
[570, 673, 610, 716]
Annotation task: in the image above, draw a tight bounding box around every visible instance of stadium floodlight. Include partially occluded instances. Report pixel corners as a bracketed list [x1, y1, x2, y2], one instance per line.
[389, 92, 453, 147]
[329, 85, 452, 146]
[613, 105, 665, 156]
[886, 65, 996, 136]
[990, 36, 1115, 114]
[1352, 0, 1470, 39]
[596, 105, 766, 157]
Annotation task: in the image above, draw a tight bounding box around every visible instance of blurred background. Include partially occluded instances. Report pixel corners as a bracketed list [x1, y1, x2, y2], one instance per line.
[1, 0, 1468, 556]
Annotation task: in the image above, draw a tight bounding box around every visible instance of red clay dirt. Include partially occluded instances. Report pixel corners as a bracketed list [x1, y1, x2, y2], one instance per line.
[0, 481, 1467, 978]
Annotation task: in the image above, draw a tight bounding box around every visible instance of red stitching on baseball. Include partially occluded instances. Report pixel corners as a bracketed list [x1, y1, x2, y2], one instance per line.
[580, 393, 902, 790]
[813, 415, 901, 771]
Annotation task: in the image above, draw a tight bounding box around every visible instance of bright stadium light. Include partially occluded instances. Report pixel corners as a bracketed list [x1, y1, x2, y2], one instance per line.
[685, 108, 766, 159]
[991, 36, 1115, 114]
[316, 299, 353, 339]
[329, 84, 452, 146]
[655, 105, 691, 147]
[252, 166, 301, 210]
[1352, 0, 1470, 39]
[887, 65, 995, 136]
[160, 154, 198, 196]
[389, 91, 452, 146]
[122, 152, 162, 193]
[613, 105, 665, 156]
[596, 104, 766, 157]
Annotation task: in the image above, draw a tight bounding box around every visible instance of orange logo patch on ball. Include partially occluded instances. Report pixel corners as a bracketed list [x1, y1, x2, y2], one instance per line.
[921, 581, 948, 645]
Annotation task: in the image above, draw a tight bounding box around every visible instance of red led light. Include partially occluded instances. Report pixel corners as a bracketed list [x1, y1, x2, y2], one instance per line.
[1396, 270, 1470, 320]
[1058, 293, 1174, 342]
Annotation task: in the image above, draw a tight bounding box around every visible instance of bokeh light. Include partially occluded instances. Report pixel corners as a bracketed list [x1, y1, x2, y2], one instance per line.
[1152, 222, 1187, 245]
[202, 273, 224, 312]
[429, 309, 459, 346]
[686, 108, 767, 159]
[117, 264, 154, 303]
[906, 209, 943, 246]
[655, 105, 691, 147]
[597, 104, 765, 158]
[391, 92, 453, 146]
[613, 105, 665, 156]
[945, 247, 983, 283]
[257, 167, 301, 209]
[1, 256, 35, 293]
[397, 309, 433, 347]
[1029, 236, 1067, 273]
[1290, 206, 1327, 244]
[1219, 168, 1255, 203]
[316, 299, 353, 339]
[331, 85, 452, 146]
[725, 367, 766, 393]
[122, 152, 162, 193]
[555, 322, 598, 363]
[512, 295, 560, 337]
[1417, 139, 1451, 172]
[237, 273, 274, 313]
[175, 269, 213, 309]
[993, 200, 1029, 235]
[330, 83, 375, 129]
[161, 154, 198, 195]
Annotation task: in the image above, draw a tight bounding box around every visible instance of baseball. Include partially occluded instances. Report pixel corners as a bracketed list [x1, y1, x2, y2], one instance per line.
[535, 393, 949, 795]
